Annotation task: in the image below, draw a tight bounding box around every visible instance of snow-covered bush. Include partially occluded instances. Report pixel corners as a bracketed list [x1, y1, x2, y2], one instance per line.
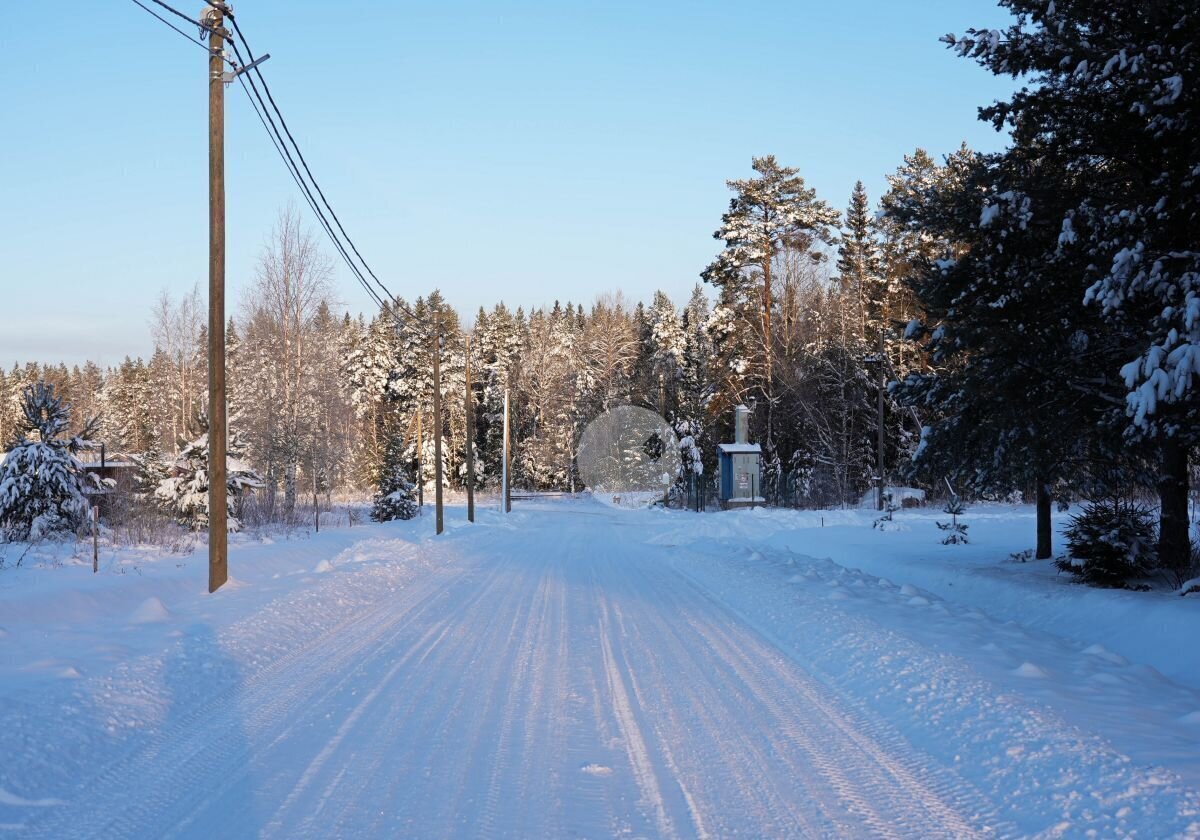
[937, 494, 969, 544]
[1057, 499, 1157, 588]
[132, 442, 170, 506]
[156, 417, 264, 531]
[0, 382, 105, 544]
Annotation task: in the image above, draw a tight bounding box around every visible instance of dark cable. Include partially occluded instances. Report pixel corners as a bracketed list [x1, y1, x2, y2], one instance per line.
[234, 69, 386, 312]
[147, 0, 431, 334]
[229, 44, 388, 314]
[126, 0, 234, 65]
[222, 15, 402, 311]
[144, 0, 218, 37]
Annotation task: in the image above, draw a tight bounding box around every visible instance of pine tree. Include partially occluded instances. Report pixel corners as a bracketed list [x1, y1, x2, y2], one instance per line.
[892, 144, 1124, 558]
[947, 0, 1200, 576]
[0, 382, 104, 542]
[701, 156, 840, 452]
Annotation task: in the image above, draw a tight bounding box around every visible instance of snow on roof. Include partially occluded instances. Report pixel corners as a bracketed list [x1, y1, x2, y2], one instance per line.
[717, 443, 761, 454]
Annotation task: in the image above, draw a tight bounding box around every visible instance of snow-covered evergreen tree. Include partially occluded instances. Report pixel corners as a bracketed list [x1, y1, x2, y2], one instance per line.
[103, 357, 157, 454]
[647, 291, 687, 417]
[891, 146, 1114, 558]
[156, 415, 264, 531]
[474, 303, 526, 487]
[384, 292, 467, 493]
[837, 181, 886, 340]
[516, 303, 580, 490]
[0, 382, 104, 542]
[371, 428, 418, 522]
[947, 0, 1200, 578]
[937, 493, 969, 545]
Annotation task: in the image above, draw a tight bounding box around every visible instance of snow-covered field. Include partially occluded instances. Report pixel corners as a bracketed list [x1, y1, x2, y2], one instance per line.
[1, 499, 1198, 837]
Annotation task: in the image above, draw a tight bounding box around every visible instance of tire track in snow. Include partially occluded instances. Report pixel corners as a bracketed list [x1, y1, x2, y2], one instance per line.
[264, 618, 454, 836]
[595, 588, 679, 840]
[22, 549, 475, 840]
[684, 601, 995, 839]
[600, 562, 844, 837]
[662, 558, 1015, 838]
[295, 553, 530, 838]
[21, 503, 1076, 838]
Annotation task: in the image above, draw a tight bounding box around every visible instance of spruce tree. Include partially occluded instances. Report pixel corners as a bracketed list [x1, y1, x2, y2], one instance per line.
[0, 382, 104, 542]
[837, 181, 886, 340]
[893, 145, 1125, 559]
[156, 414, 264, 531]
[647, 291, 687, 417]
[371, 428, 418, 522]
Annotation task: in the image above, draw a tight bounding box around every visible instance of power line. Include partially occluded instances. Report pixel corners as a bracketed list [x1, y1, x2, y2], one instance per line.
[218, 12, 407, 315]
[130, 0, 394, 316]
[138, 0, 434, 336]
[126, 0, 233, 65]
[144, 0, 219, 39]
[233, 66, 387, 314]
[226, 39, 385, 310]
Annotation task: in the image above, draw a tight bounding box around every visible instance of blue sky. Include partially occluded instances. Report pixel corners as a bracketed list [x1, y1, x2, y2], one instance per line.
[3, 1, 1017, 367]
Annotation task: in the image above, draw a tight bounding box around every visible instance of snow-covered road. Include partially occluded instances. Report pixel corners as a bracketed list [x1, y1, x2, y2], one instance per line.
[7, 500, 1200, 837]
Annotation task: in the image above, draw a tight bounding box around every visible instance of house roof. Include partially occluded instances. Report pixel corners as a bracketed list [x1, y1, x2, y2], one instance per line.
[717, 443, 761, 455]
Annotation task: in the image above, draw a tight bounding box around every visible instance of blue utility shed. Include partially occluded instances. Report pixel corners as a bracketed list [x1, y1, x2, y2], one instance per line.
[717, 405, 762, 509]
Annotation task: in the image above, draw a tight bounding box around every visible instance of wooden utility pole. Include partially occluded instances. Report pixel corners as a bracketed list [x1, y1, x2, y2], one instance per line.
[415, 410, 424, 510]
[502, 388, 512, 513]
[432, 318, 444, 535]
[876, 329, 886, 512]
[206, 3, 229, 593]
[313, 470, 320, 534]
[464, 334, 475, 523]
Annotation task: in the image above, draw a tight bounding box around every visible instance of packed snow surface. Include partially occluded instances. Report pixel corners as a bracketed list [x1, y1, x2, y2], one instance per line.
[1, 499, 1198, 837]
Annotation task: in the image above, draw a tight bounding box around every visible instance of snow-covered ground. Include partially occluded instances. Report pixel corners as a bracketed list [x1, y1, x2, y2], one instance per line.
[1, 499, 1198, 837]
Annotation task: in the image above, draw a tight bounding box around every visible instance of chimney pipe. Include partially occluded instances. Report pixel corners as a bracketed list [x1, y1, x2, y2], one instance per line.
[734, 405, 749, 445]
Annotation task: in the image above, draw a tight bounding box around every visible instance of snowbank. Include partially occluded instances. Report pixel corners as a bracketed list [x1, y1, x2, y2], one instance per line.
[652, 503, 1200, 691]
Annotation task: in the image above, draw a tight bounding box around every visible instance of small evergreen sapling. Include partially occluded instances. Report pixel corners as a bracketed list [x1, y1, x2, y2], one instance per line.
[873, 491, 901, 531]
[937, 492, 969, 544]
[0, 382, 105, 543]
